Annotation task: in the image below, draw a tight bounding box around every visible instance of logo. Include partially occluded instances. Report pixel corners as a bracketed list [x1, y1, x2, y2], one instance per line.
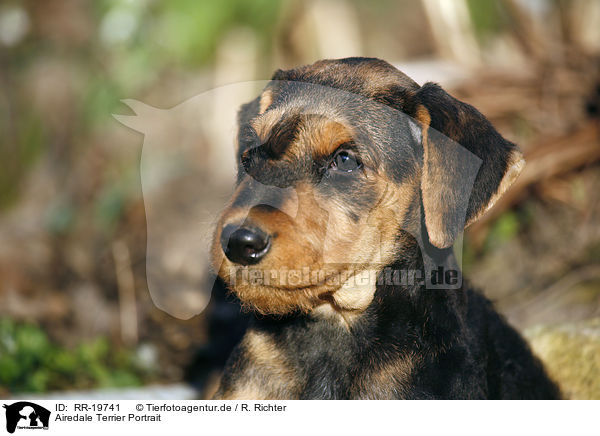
[2, 402, 50, 434]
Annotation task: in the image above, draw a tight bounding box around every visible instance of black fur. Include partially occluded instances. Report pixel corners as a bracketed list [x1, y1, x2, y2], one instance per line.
[216, 238, 559, 399]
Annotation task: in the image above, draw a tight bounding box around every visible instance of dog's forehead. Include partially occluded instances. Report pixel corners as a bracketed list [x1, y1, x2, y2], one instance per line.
[240, 60, 422, 174]
[249, 92, 414, 163]
[251, 105, 352, 149]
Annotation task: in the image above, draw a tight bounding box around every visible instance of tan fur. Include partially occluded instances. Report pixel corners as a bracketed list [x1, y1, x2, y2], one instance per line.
[250, 106, 286, 141]
[352, 352, 421, 399]
[214, 105, 420, 316]
[216, 330, 300, 399]
[331, 269, 378, 311]
[219, 385, 267, 400]
[415, 105, 455, 248]
[294, 117, 354, 158]
[214, 179, 417, 316]
[258, 89, 273, 114]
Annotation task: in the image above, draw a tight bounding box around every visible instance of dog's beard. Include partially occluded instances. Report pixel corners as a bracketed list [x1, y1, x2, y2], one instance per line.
[218, 263, 369, 315]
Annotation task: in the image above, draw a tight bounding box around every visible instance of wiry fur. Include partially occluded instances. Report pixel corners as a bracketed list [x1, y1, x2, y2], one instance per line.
[210, 58, 560, 399]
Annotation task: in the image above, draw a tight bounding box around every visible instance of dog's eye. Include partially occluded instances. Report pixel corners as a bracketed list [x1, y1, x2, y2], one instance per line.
[329, 150, 362, 173]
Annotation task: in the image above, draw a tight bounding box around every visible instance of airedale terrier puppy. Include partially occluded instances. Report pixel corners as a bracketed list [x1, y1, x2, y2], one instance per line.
[209, 57, 560, 399]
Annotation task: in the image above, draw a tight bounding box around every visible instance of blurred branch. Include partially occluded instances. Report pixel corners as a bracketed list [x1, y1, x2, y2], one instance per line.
[421, 0, 481, 66]
[112, 240, 138, 346]
[470, 120, 600, 235]
[511, 265, 600, 326]
[501, 0, 549, 63]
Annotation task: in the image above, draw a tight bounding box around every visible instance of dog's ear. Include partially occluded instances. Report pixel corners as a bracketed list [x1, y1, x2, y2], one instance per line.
[413, 82, 524, 249]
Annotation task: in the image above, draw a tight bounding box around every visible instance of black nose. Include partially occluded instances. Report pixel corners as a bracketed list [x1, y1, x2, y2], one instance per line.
[220, 225, 271, 265]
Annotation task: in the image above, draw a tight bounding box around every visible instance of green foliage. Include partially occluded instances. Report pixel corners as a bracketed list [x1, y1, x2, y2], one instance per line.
[44, 198, 75, 235]
[485, 211, 521, 251]
[0, 111, 45, 210]
[465, 0, 510, 41]
[459, 236, 477, 273]
[94, 183, 127, 232]
[585, 242, 600, 263]
[82, 76, 125, 129]
[2, 0, 285, 214]
[0, 319, 149, 394]
[149, 0, 283, 66]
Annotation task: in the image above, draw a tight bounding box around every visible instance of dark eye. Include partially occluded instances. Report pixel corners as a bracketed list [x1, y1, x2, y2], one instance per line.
[329, 150, 362, 173]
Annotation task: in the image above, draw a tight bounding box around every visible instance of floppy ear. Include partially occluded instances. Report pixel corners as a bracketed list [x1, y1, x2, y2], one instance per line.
[414, 82, 525, 249]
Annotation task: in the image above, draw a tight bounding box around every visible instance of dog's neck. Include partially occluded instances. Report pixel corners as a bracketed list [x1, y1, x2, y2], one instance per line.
[235, 244, 469, 399]
[310, 235, 465, 330]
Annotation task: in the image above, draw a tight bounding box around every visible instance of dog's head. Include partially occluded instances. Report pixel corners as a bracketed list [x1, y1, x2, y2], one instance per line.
[211, 57, 524, 315]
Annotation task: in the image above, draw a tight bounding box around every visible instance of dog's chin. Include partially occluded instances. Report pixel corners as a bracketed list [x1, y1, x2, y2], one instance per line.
[217, 262, 357, 315]
[224, 282, 327, 316]
[218, 263, 380, 316]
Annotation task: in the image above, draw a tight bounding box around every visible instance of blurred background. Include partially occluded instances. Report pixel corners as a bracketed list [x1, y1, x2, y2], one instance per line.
[1, 0, 599, 400]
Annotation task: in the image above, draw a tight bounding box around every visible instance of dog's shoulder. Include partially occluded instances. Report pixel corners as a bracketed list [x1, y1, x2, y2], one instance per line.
[462, 286, 561, 399]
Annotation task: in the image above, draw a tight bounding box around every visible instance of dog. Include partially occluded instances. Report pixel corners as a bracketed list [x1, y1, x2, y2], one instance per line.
[209, 57, 560, 399]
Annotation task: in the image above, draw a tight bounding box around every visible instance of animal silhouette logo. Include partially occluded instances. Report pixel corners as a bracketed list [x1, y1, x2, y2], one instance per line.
[2, 402, 50, 434]
[113, 81, 266, 319]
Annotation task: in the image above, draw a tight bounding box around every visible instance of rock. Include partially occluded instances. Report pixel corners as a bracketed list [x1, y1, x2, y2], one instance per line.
[525, 318, 600, 399]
